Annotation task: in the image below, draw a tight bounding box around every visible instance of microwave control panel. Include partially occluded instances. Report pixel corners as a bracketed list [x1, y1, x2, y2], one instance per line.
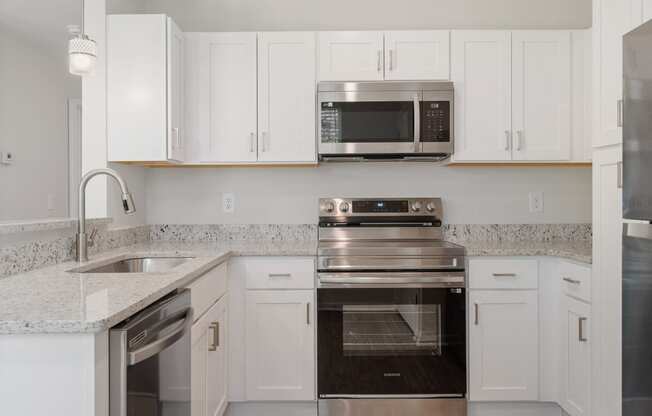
[421, 101, 451, 142]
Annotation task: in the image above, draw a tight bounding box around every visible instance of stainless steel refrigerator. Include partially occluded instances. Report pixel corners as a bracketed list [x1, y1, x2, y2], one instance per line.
[623, 19, 652, 416]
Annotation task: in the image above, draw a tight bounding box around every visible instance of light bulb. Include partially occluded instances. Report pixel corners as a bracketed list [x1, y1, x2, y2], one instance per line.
[69, 35, 97, 76]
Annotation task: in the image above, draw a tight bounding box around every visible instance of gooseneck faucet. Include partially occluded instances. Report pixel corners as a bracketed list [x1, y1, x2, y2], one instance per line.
[77, 168, 136, 262]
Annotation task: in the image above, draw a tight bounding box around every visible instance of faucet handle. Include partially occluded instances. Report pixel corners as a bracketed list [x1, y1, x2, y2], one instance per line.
[88, 228, 99, 248]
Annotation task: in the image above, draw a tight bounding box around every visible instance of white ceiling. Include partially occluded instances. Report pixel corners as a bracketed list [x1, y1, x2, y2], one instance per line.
[0, 0, 81, 53]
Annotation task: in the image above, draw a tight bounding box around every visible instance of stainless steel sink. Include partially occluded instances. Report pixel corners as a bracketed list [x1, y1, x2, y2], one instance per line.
[74, 257, 194, 273]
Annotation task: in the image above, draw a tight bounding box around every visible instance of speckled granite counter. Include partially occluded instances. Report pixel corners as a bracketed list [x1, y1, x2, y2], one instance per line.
[0, 240, 317, 335]
[463, 240, 592, 264]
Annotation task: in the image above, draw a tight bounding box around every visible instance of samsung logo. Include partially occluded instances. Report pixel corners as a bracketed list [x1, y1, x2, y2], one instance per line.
[383, 373, 401, 377]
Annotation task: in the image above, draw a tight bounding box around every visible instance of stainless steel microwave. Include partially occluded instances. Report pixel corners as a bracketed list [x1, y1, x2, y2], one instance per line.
[317, 81, 454, 161]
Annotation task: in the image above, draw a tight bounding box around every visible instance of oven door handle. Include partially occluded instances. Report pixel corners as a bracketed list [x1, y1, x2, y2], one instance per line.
[127, 307, 193, 366]
[318, 273, 465, 288]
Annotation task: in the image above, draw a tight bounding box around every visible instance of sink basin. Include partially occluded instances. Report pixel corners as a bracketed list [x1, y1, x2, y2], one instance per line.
[74, 257, 194, 274]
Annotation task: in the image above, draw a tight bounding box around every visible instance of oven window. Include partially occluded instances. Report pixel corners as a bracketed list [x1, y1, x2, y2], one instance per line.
[318, 287, 466, 397]
[321, 101, 414, 143]
[342, 304, 441, 356]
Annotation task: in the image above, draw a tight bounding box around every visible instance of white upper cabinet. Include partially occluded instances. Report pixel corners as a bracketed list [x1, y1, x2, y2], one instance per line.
[195, 32, 258, 163]
[451, 31, 512, 161]
[245, 290, 315, 401]
[108, 14, 185, 162]
[319, 31, 384, 81]
[594, 0, 644, 147]
[511, 31, 571, 161]
[384, 31, 450, 80]
[258, 32, 317, 162]
[469, 290, 539, 401]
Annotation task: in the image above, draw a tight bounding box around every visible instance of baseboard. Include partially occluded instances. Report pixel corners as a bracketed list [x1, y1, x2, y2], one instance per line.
[468, 401, 563, 416]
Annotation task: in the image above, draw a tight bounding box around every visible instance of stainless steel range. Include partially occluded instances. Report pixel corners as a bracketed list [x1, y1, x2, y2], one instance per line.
[316, 198, 467, 416]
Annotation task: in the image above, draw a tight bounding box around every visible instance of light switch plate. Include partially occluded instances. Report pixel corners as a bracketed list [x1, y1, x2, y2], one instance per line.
[529, 191, 544, 213]
[222, 193, 235, 213]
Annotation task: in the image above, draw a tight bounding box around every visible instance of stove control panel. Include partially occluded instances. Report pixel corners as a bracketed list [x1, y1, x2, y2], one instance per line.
[319, 198, 443, 217]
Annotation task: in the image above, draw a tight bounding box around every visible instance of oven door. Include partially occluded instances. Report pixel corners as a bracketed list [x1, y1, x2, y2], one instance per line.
[318, 91, 422, 155]
[317, 274, 466, 398]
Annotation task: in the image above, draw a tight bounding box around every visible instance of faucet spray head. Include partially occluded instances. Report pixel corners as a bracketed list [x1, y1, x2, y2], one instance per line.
[122, 192, 136, 214]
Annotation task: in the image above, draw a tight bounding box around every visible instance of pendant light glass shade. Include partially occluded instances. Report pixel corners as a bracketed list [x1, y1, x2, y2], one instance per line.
[69, 34, 97, 76]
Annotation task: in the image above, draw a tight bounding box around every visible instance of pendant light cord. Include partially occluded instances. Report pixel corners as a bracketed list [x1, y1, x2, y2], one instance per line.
[81, 0, 85, 35]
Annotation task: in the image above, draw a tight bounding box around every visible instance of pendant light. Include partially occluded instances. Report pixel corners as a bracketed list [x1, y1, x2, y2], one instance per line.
[68, 0, 96, 76]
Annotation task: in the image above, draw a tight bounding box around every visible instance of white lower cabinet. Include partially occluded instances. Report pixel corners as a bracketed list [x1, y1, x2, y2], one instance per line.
[469, 290, 539, 401]
[245, 290, 315, 401]
[192, 295, 228, 416]
[561, 295, 591, 416]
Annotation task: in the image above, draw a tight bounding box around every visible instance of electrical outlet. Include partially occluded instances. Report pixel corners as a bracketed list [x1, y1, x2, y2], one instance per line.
[47, 194, 56, 212]
[0, 151, 14, 165]
[529, 191, 544, 213]
[222, 193, 235, 213]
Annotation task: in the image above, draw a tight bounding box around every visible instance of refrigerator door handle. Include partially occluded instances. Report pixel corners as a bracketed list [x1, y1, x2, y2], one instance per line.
[625, 223, 652, 240]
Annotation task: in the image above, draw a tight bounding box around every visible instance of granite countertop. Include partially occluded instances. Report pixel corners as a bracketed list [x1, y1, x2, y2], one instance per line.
[463, 240, 592, 264]
[0, 240, 318, 335]
[0, 238, 590, 335]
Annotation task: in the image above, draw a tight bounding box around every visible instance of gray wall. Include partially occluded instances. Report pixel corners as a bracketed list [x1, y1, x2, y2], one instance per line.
[109, 0, 592, 31]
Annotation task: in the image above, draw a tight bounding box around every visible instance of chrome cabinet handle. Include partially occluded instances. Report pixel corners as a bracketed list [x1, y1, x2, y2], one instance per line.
[209, 321, 219, 351]
[389, 49, 394, 71]
[492, 273, 517, 277]
[504, 131, 511, 151]
[172, 127, 180, 149]
[268, 273, 292, 278]
[579, 317, 588, 342]
[474, 303, 479, 325]
[413, 96, 421, 151]
[250, 132, 255, 153]
[617, 99, 624, 127]
[377, 50, 382, 72]
[515, 130, 523, 151]
[261, 131, 267, 152]
[306, 302, 311, 325]
[563, 277, 581, 285]
[617, 161, 623, 189]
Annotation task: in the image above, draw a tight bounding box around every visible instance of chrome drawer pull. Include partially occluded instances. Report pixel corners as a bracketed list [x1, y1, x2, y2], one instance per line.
[563, 277, 581, 285]
[474, 303, 479, 325]
[306, 302, 311, 325]
[492, 273, 517, 277]
[268, 273, 292, 278]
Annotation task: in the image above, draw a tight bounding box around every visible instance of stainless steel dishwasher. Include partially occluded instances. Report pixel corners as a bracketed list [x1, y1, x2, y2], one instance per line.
[110, 290, 193, 416]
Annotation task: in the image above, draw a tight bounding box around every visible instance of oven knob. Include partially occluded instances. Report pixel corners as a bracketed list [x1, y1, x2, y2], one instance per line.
[339, 202, 350, 213]
[322, 202, 335, 213]
[411, 201, 422, 212]
[426, 203, 436, 213]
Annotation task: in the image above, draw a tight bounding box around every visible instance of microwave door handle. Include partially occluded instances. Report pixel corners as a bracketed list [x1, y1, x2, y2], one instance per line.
[414, 96, 421, 152]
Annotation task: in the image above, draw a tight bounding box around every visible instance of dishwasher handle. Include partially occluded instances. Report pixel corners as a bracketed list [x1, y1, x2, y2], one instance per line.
[128, 307, 193, 366]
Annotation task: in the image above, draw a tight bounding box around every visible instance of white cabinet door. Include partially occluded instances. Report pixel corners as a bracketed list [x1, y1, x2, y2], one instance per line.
[561, 296, 591, 416]
[192, 296, 228, 416]
[191, 317, 208, 416]
[384, 31, 450, 80]
[257, 32, 317, 162]
[318, 31, 384, 81]
[167, 17, 185, 162]
[644, 0, 652, 22]
[107, 14, 169, 162]
[591, 145, 622, 416]
[246, 290, 315, 401]
[594, 0, 640, 147]
[451, 31, 512, 161]
[198, 32, 257, 162]
[512, 31, 571, 161]
[205, 296, 228, 416]
[469, 290, 539, 401]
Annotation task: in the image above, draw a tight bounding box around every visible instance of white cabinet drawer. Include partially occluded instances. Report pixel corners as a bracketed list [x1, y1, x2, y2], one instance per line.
[186, 261, 228, 321]
[469, 258, 539, 290]
[559, 261, 591, 303]
[245, 257, 315, 290]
